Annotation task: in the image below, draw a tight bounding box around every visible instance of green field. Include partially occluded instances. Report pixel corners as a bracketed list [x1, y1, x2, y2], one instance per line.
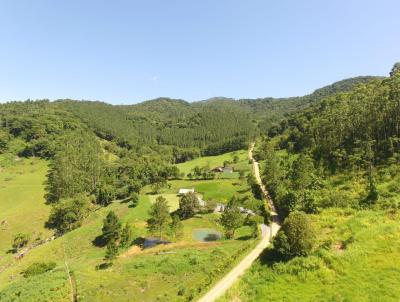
[220, 208, 400, 302]
[0, 196, 255, 302]
[176, 150, 251, 178]
[227, 142, 400, 302]
[0, 158, 52, 267]
[0, 153, 257, 302]
[148, 193, 181, 212]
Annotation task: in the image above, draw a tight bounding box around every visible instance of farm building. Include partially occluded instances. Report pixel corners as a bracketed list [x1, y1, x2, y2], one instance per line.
[178, 188, 195, 195]
[212, 166, 234, 173]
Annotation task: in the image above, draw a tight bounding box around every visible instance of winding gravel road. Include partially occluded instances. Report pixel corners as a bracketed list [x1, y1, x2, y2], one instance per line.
[197, 143, 280, 302]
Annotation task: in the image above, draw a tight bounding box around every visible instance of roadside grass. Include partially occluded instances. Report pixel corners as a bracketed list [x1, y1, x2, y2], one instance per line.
[219, 208, 400, 302]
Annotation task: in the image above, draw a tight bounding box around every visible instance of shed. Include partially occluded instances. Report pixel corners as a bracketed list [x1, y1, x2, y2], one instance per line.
[178, 188, 195, 195]
[222, 166, 233, 173]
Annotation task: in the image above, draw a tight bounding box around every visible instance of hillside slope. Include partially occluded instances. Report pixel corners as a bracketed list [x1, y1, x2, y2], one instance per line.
[220, 63, 400, 301]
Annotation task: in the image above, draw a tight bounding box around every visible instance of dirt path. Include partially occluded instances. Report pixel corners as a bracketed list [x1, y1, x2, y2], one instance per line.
[197, 142, 280, 302]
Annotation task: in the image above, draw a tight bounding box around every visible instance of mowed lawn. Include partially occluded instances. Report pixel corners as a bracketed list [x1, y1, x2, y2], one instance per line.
[148, 193, 180, 212]
[153, 179, 251, 203]
[0, 158, 52, 265]
[176, 150, 251, 178]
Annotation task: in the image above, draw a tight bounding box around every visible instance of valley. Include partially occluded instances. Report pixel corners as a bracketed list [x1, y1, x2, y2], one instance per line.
[0, 63, 399, 302]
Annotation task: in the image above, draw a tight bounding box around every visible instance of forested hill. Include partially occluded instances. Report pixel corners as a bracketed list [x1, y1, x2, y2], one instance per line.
[0, 74, 381, 163]
[254, 63, 400, 218]
[235, 75, 382, 130]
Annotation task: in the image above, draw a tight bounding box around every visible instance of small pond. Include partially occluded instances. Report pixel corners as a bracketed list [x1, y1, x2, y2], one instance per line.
[143, 237, 170, 249]
[192, 228, 222, 242]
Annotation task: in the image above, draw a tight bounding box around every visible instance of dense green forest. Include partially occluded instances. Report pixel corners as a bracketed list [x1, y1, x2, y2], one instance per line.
[1, 75, 378, 162]
[254, 63, 400, 218]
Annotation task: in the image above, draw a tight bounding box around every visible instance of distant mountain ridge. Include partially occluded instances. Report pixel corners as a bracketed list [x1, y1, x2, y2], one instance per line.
[0, 75, 383, 158]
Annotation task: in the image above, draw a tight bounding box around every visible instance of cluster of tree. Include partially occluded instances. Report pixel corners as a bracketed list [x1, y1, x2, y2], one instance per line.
[269, 64, 400, 172]
[0, 100, 87, 158]
[45, 194, 92, 234]
[58, 98, 255, 157]
[100, 211, 135, 265]
[43, 130, 182, 234]
[258, 144, 322, 218]
[220, 197, 244, 239]
[257, 64, 400, 217]
[147, 196, 184, 240]
[187, 165, 216, 180]
[246, 174, 263, 200]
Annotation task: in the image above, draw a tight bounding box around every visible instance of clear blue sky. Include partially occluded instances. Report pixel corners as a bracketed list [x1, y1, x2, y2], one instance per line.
[0, 0, 399, 104]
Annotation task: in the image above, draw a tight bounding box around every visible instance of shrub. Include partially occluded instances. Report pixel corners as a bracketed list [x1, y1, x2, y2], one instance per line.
[46, 194, 91, 234]
[23, 262, 56, 277]
[273, 211, 316, 259]
[131, 192, 139, 207]
[12, 233, 30, 251]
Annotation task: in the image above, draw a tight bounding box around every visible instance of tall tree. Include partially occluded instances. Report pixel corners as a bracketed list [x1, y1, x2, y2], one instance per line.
[220, 197, 243, 239]
[147, 196, 170, 238]
[119, 224, 134, 248]
[274, 211, 316, 259]
[45, 131, 103, 203]
[178, 192, 200, 219]
[104, 241, 119, 265]
[169, 214, 184, 240]
[102, 211, 122, 245]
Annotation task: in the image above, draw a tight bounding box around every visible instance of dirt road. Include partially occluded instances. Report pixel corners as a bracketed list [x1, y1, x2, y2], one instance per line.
[197, 142, 280, 302]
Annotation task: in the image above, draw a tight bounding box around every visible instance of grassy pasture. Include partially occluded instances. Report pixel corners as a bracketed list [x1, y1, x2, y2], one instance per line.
[0, 158, 52, 266]
[176, 150, 251, 178]
[167, 179, 250, 203]
[0, 151, 257, 302]
[0, 194, 255, 302]
[148, 193, 180, 212]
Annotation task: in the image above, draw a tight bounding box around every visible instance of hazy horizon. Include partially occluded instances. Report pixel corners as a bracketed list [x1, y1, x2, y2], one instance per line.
[0, 73, 385, 105]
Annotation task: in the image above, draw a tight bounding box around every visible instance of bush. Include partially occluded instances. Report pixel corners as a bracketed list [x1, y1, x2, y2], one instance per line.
[202, 199, 217, 214]
[131, 192, 139, 207]
[46, 194, 91, 234]
[245, 215, 264, 226]
[273, 211, 316, 259]
[96, 183, 116, 206]
[12, 233, 30, 251]
[23, 262, 56, 277]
